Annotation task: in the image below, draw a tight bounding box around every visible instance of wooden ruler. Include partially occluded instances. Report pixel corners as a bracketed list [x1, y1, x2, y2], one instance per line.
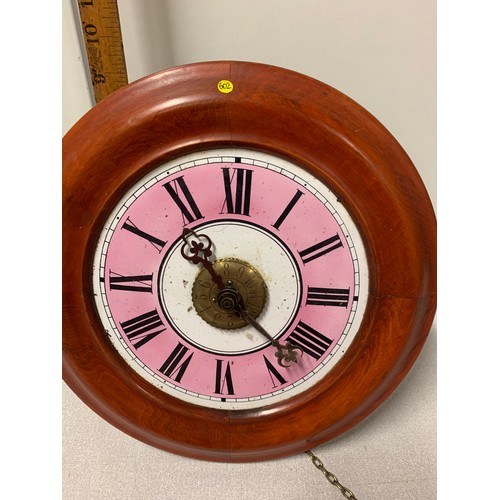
[77, 0, 128, 103]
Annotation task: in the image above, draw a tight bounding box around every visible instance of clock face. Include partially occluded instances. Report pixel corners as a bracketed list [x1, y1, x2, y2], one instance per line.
[93, 148, 369, 410]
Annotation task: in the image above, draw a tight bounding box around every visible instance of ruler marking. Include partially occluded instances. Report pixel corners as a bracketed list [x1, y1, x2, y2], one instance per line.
[77, 0, 128, 103]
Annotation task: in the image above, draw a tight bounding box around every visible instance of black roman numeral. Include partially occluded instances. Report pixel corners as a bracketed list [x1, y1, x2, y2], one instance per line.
[121, 218, 166, 252]
[120, 309, 165, 349]
[272, 189, 305, 230]
[163, 176, 203, 224]
[158, 342, 193, 383]
[306, 287, 350, 307]
[263, 355, 287, 387]
[107, 272, 153, 293]
[221, 167, 253, 216]
[287, 321, 333, 360]
[214, 359, 235, 396]
[299, 234, 343, 264]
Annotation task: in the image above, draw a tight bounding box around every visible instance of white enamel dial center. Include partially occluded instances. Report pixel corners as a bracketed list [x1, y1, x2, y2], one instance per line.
[158, 221, 301, 355]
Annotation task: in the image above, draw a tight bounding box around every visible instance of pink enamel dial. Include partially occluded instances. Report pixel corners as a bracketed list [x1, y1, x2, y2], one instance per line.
[93, 148, 369, 410]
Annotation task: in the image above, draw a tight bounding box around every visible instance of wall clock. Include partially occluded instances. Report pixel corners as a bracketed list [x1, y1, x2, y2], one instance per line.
[62, 60, 436, 463]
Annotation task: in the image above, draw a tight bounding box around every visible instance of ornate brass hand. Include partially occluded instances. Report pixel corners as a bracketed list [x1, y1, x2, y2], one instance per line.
[232, 296, 303, 368]
[180, 228, 225, 290]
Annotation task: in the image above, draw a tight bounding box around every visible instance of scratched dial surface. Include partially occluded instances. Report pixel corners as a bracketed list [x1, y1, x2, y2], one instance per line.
[92, 148, 369, 410]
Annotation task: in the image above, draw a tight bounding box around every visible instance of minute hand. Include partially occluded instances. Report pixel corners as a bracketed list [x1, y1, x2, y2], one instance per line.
[234, 301, 303, 368]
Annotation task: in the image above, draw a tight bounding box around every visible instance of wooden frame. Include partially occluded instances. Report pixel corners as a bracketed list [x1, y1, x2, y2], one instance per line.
[62, 61, 436, 462]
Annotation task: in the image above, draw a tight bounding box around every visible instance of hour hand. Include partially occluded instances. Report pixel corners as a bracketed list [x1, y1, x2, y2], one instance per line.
[180, 228, 225, 290]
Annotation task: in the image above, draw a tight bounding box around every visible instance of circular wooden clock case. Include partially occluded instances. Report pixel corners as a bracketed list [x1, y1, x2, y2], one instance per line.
[62, 61, 436, 463]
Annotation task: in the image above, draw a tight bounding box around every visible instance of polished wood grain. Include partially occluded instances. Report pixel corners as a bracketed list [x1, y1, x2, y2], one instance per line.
[62, 61, 436, 462]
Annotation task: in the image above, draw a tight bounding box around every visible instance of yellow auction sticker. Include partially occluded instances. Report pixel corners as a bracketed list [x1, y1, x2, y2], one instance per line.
[217, 80, 234, 93]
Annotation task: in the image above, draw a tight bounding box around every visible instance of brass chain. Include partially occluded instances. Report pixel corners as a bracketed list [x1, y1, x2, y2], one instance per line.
[305, 450, 358, 499]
